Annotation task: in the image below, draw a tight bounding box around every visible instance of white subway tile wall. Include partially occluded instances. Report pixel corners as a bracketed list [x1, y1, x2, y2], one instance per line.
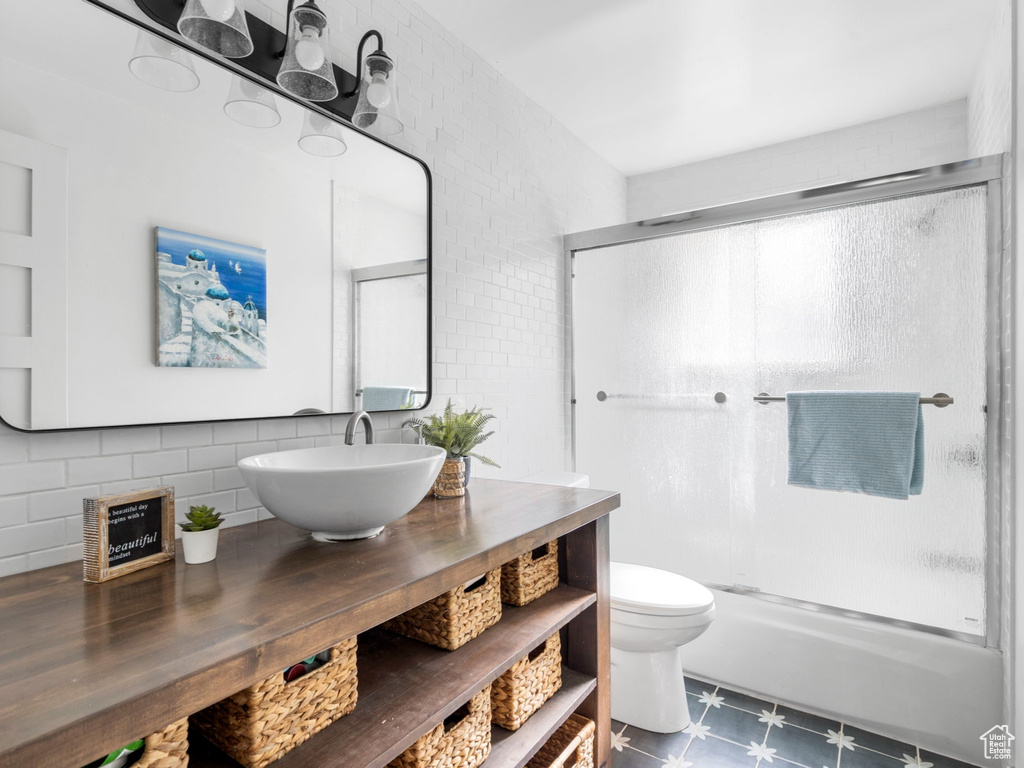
[628, 101, 971, 221]
[0, 0, 627, 574]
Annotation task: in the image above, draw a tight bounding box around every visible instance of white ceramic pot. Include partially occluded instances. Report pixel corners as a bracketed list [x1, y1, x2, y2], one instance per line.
[180, 527, 220, 564]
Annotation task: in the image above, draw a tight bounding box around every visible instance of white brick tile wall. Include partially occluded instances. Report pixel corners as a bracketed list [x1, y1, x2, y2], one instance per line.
[213, 422, 258, 445]
[187, 445, 237, 472]
[0, 520, 65, 558]
[133, 450, 189, 478]
[162, 471, 213, 497]
[213, 468, 244, 492]
[235, 441, 279, 461]
[0, 556, 27, 578]
[161, 424, 214, 449]
[66, 456, 131, 486]
[0, 497, 27, 528]
[28, 547, 69, 571]
[29, 486, 99, 522]
[0, 437, 27, 464]
[0, 462, 65, 495]
[257, 420, 297, 441]
[100, 427, 161, 456]
[28, 432, 101, 461]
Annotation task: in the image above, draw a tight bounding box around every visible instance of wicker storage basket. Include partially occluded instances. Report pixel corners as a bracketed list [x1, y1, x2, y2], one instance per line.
[384, 570, 502, 650]
[190, 637, 358, 768]
[491, 633, 562, 730]
[388, 685, 492, 768]
[526, 713, 595, 768]
[120, 718, 190, 768]
[500, 540, 559, 606]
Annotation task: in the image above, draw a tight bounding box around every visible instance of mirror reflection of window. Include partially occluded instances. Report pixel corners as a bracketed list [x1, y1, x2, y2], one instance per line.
[353, 267, 427, 412]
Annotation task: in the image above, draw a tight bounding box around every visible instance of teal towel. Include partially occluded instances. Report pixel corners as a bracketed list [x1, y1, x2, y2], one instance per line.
[787, 391, 924, 500]
[360, 386, 413, 411]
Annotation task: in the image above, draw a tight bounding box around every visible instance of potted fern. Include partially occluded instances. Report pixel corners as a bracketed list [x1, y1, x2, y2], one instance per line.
[403, 399, 499, 497]
[178, 504, 223, 564]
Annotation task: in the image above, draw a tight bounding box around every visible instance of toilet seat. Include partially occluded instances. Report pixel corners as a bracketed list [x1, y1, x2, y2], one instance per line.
[611, 562, 714, 617]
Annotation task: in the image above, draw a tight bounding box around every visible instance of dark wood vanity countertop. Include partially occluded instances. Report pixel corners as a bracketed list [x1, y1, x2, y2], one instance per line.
[0, 479, 619, 768]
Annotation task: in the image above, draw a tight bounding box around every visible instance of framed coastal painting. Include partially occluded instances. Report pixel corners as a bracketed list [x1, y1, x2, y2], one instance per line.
[155, 226, 268, 368]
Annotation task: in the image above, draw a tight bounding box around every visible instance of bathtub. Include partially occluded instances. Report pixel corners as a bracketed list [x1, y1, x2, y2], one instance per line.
[675, 589, 1003, 764]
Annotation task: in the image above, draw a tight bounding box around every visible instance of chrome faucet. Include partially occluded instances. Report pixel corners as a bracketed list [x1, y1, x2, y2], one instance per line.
[344, 410, 375, 445]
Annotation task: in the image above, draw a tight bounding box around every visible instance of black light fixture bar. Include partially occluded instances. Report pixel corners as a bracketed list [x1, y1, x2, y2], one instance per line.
[133, 0, 361, 120]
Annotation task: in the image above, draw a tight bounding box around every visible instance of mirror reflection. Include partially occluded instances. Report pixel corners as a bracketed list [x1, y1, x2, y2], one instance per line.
[0, 0, 430, 431]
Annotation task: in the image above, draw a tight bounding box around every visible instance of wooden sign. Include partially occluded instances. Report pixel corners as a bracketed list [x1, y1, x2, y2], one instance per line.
[83, 487, 175, 583]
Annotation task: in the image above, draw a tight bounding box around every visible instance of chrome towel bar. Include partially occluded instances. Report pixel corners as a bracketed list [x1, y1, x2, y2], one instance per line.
[753, 392, 954, 408]
[597, 391, 728, 403]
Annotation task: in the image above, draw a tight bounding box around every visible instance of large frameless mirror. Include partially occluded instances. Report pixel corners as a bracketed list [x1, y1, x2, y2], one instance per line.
[0, 0, 430, 430]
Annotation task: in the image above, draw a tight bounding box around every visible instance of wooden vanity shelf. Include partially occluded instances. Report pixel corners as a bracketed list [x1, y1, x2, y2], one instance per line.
[0, 479, 617, 768]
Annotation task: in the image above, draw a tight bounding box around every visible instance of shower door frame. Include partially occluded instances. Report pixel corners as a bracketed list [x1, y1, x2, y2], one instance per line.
[564, 154, 1006, 646]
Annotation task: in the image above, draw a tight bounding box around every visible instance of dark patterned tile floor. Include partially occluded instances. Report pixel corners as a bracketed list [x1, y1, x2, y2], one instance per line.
[609, 677, 983, 768]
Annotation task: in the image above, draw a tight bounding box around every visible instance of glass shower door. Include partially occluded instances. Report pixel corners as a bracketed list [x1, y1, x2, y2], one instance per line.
[573, 225, 757, 587]
[573, 185, 989, 636]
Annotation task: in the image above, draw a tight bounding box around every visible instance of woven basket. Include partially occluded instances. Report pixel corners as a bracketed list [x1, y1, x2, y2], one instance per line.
[190, 637, 358, 768]
[384, 570, 502, 650]
[526, 713, 595, 768]
[132, 718, 190, 768]
[388, 685, 492, 768]
[500, 540, 559, 606]
[491, 633, 562, 730]
[432, 458, 466, 498]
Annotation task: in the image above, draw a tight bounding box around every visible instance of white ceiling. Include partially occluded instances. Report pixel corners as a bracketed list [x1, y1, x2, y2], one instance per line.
[414, 0, 1002, 177]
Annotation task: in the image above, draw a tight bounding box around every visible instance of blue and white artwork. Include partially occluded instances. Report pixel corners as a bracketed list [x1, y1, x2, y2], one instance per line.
[155, 227, 268, 368]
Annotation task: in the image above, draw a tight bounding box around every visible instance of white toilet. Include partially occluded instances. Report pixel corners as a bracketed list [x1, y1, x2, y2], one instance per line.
[610, 562, 716, 732]
[516, 471, 716, 733]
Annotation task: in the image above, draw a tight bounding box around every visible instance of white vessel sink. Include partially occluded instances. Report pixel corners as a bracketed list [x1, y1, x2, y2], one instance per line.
[238, 444, 446, 541]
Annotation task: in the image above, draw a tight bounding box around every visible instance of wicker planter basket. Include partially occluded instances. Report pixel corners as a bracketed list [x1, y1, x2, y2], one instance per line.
[432, 458, 466, 497]
[526, 713, 596, 768]
[500, 540, 559, 606]
[491, 633, 562, 730]
[388, 685, 492, 768]
[190, 637, 358, 768]
[384, 570, 502, 650]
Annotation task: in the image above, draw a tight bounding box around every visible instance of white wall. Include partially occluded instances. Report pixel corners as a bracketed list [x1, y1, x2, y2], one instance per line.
[0, 0, 627, 574]
[628, 100, 970, 220]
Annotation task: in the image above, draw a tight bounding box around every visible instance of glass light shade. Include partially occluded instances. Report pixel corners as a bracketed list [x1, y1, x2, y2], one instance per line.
[298, 112, 347, 157]
[277, 2, 338, 102]
[352, 51, 402, 135]
[224, 77, 281, 128]
[178, 0, 254, 58]
[128, 31, 200, 92]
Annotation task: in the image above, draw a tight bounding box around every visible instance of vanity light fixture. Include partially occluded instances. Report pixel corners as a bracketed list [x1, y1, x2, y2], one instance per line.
[347, 30, 403, 135]
[224, 76, 281, 128]
[276, 0, 339, 102]
[128, 30, 200, 92]
[298, 111, 348, 157]
[133, 0, 403, 128]
[177, 0, 254, 58]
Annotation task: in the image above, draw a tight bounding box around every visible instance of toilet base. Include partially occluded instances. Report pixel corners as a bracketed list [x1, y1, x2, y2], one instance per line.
[611, 646, 691, 733]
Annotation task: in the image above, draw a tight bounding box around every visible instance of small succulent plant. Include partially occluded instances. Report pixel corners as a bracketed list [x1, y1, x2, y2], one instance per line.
[179, 504, 223, 532]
